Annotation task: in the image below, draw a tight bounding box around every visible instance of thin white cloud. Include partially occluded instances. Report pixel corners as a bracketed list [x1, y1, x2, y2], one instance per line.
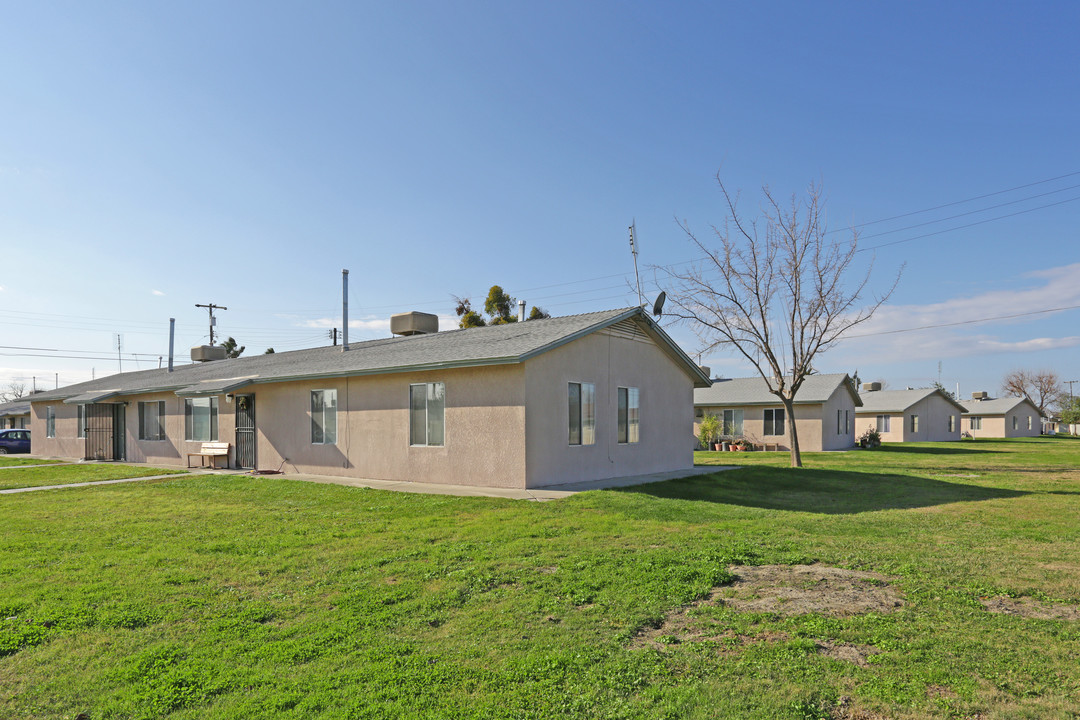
[836, 262, 1080, 363]
[152, 290, 165, 296]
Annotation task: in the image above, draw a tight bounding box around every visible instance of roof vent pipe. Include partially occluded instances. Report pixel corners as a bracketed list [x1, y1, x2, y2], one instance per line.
[168, 318, 175, 372]
[342, 269, 349, 352]
[518, 299, 526, 322]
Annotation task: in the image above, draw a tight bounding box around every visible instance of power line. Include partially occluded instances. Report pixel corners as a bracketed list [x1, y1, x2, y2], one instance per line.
[844, 303, 1080, 339]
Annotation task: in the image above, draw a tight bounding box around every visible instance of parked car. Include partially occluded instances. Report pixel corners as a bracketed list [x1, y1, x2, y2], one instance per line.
[0, 429, 31, 454]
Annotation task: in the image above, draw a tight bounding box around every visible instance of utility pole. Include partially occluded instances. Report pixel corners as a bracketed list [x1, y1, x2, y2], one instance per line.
[116, 334, 122, 372]
[195, 303, 228, 345]
[1066, 379, 1078, 400]
[329, 328, 339, 346]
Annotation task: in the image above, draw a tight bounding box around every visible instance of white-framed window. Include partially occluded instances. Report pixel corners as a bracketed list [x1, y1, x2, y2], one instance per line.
[910, 414, 919, 433]
[721, 408, 743, 437]
[310, 389, 337, 445]
[763, 408, 785, 436]
[568, 382, 595, 446]
[617, 387, 639, 444]
[1011, 415, 1018, 430]
[876, 414, 891, 433]
[1027, 415, 1032, 430]
[185, 397, 218, 442]
[948, 415, 955, 433]
[971, 416, 982, 430]
[409, 382, 445, 447]
[77, 405, 86, 439]
[46, 406, 56, 438]
[139, 401, 166, 441]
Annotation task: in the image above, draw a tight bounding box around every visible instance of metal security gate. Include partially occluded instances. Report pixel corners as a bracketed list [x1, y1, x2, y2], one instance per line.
[235, 394, 256, 469]
[84, 403, 125, 461]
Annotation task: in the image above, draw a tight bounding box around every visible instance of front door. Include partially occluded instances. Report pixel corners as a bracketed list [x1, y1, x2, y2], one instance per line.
[235, 394, 256, 469]
[85, 403, 114, 461]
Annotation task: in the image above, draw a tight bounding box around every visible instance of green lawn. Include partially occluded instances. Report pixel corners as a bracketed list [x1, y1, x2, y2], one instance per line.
[0, 464, 186, 491]
[1, 438, 1077, 719]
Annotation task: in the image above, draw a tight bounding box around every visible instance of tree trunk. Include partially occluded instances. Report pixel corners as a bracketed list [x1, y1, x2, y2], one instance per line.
[782, 396, 802, 468]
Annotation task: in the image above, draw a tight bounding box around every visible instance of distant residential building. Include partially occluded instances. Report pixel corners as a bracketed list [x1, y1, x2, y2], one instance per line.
[855, 386, 965, 442]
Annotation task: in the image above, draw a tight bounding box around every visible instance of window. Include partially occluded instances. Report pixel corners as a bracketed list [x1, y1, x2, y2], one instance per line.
[1011, 415, 1018, 430]
[409, 383, 445, 447]
[876, 414, 891, 433]
[836, 409, 850, 434]
[310, 389, 337, 444]
[971, 416, 982, 430]
[568, 382, 595, 446]
[763, 408, 785, 436]
[618, 387, 639, 444]
[1027, 415, 1032, 430]
[721, 409, 743, 437]
[77, 405, 86, 439]
[46, 406, 55, 438]
[185, 397, 218, 442]
[139, 401, 166, 441]
[910, 414, 919, 433]
[948, 415, 955, 433]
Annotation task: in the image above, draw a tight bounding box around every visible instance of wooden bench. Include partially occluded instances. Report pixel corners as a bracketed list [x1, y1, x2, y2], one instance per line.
[187, 442, 230, 469]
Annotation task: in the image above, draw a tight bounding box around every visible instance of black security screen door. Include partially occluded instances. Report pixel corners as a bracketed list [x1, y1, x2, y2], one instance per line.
[85, 404, 114, 461]
[235, 394, 256, 469]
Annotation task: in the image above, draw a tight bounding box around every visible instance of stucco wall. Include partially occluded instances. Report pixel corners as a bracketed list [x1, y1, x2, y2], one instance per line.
[821, 386, 858, 451]
[857, 396, 961, 443]
[249, 365, 527, 487]
[523, 328, 695, 487]
[694, 403, 827, 452]
[964, 405, 1041, 438]
[30, 402, 83, 458]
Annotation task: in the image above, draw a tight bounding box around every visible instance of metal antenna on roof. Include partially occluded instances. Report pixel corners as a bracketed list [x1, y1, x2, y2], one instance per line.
[628, 221, 643, 307]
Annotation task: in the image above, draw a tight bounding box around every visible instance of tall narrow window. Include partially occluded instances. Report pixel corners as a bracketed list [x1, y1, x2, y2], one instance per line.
[837, 409, 843, 434]
[763, 408, 785, 436]
[1027, 416, 1032, 430]
[948, 415, 955, 433]
[722, 409, 743, 437]
[1011, 415, 1018, 430]
[910, 414, 919, 433]
[617, 387, 639, 444]
[46, 406, 56, 438]
[310, 389, 337, 444]
[77, 405, 86, 439]
[185, 397, 218, 442]
[971, 416, 982, 430]
[409, 383, 445, 446]
[139, 401, 166, 441]
[876, 414, 891, 433]
[568, 382, 595, 446]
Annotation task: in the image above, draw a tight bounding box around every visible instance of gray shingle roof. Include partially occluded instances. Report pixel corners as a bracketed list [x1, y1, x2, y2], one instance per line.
[0, 400, 30, 417]
[960, 396, 1038, 415]
[694, 373, 858, 406]
[856, 388, 967, 414]
[29, 307, 710, 404]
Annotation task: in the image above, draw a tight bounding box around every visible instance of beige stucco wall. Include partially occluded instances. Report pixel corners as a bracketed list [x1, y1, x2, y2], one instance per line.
[856, 396, 961, 442]
[695, 403, 825, 452]
[247, 365, 527, 487]
[964, 404, 1041, 438]
[30, 402, 83, 458]
[820, 386, 858, 451]
[523, 328, 696, 487]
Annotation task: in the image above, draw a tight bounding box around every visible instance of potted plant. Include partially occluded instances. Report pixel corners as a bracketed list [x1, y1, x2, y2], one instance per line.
[698, 414, 720, 451]
[858, 427, 881, 449]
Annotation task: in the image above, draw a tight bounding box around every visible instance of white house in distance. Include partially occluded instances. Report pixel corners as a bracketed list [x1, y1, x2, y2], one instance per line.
[26, 307, 711, 489]
[960, 393, 1042, 438]
[854, 385, 966, 442]
[694, 373, 861, 451]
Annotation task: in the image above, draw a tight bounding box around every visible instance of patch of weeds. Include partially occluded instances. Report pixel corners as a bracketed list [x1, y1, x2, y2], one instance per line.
[789, 692, 836, 720]
[110, 643, 225, 718]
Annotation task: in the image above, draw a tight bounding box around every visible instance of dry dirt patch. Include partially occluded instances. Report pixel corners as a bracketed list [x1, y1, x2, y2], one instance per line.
[633, 564, 904, 651]
[979, 595, 1080, 621]
[717, 564, 905, 617]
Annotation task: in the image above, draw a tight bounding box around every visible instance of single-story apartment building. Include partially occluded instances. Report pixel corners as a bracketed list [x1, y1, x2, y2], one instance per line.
[0, 400, 30, 429]
[27, 307, 711, 489]
[960, 394, 1042, 438]
[693, 373, 861, 451]
[854, 386, 966, 442]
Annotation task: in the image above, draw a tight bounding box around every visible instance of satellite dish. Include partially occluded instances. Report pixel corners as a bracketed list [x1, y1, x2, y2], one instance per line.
[652, 291, 666, 318]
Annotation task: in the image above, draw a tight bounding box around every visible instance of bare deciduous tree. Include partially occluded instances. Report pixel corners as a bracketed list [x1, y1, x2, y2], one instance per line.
[0, 381, 27, 404]
[1001, 369, 1063, 417]
[664, 176, 900, 467]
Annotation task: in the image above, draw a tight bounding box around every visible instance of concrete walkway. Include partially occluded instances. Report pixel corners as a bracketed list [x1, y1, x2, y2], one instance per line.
[0, 473, 190, 494]
[284, 465, 731, 501]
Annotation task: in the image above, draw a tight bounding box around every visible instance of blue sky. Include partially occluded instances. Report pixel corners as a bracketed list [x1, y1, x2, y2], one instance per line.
[2, 1, 1078, 399]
